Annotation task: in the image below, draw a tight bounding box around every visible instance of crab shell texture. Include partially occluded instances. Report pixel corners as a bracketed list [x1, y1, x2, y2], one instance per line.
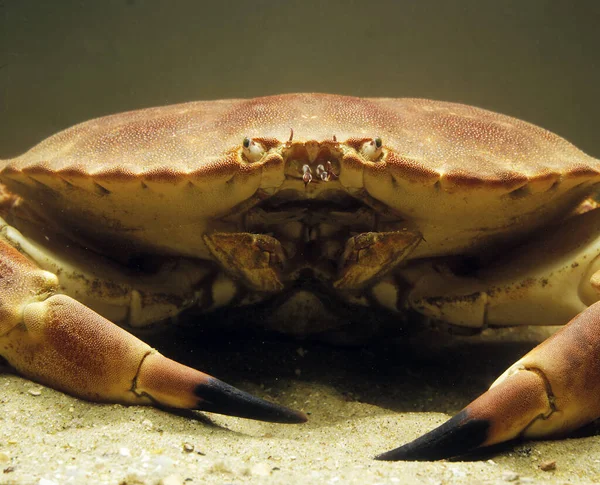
[2, 93, 598, 268]
[4, 94, 600, 462]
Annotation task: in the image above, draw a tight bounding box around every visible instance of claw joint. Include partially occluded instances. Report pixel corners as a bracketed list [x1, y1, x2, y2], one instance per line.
[130, 349, 158, 402]
[524, 366, 557, 416]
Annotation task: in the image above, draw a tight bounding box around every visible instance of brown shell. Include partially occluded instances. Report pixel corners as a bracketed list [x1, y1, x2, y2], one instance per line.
[2, 93, 597, 182]
[1, 93, 599, 259]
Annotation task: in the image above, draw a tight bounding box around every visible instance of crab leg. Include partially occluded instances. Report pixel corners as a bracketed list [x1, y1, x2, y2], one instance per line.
[376, 300, 600, 460]
[0, 216, 219, 328]
[378, 209, 600, 460]
[0, 238, 306, 424]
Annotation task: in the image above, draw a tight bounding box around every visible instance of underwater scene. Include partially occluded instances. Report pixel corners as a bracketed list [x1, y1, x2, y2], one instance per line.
[1, 1, 600, 484]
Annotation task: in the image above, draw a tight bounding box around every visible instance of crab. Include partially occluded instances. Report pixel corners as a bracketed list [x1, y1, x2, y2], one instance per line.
[1, 93, 599, 461]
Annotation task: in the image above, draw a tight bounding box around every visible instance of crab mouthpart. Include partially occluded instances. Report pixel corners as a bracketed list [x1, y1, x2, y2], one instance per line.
[302, 161, 339, 186]
[281, 140, 343, 187]
[209, 190, 421, 297]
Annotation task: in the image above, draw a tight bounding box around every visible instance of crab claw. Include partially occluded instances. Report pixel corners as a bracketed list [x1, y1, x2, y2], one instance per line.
[0, 236, 305, 424]
[7, 295, 306, 423]
[377, 300, 600, 461]
[138, 350, 307, 423]
[375, 371, 543, 461]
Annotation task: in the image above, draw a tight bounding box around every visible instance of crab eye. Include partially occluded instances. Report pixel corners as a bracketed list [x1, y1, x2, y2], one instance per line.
[242, 137, 265, 162]
[360, 137, 383, 161]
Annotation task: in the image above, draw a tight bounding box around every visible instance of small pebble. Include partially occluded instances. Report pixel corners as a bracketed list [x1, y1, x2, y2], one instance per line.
[251, 462, 271, 477]
[153, 454, 174, 470]
[119, 447, 131, 457]
[39, 479, 58, 485]
[502, 471, 519, 482]
[0, 452, 9, 463]
[28, 388, 42, 396]
[183, 443, 194, 453]
[539, 460, 556, 471]
[449, 467, 466, 478]
[142, 419, 153, 429]
[159, 474, 184, 485]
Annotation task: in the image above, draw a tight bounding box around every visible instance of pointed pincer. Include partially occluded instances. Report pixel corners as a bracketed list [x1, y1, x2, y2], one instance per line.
[377, 300, 600, 460]
[136, 352, 307, 423]
[375, 370, 546, 460]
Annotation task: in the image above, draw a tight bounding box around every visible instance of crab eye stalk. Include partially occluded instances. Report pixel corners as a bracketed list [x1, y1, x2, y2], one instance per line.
[361, 137, 383, 161]
[242, 137, 266, 163]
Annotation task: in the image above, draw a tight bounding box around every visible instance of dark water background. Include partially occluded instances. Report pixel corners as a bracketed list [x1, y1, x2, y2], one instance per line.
[1, 0, 598, 159]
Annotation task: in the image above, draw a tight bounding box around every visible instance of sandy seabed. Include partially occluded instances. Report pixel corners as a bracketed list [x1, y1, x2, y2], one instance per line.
[1, 325, 599, 485]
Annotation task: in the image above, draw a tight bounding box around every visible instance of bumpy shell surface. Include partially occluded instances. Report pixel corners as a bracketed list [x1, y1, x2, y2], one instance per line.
[1, 94, 599, 258]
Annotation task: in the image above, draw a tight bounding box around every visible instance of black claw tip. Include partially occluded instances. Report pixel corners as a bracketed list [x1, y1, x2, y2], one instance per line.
[194, 377, 308, 424]
[375, 410, 490, 461]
